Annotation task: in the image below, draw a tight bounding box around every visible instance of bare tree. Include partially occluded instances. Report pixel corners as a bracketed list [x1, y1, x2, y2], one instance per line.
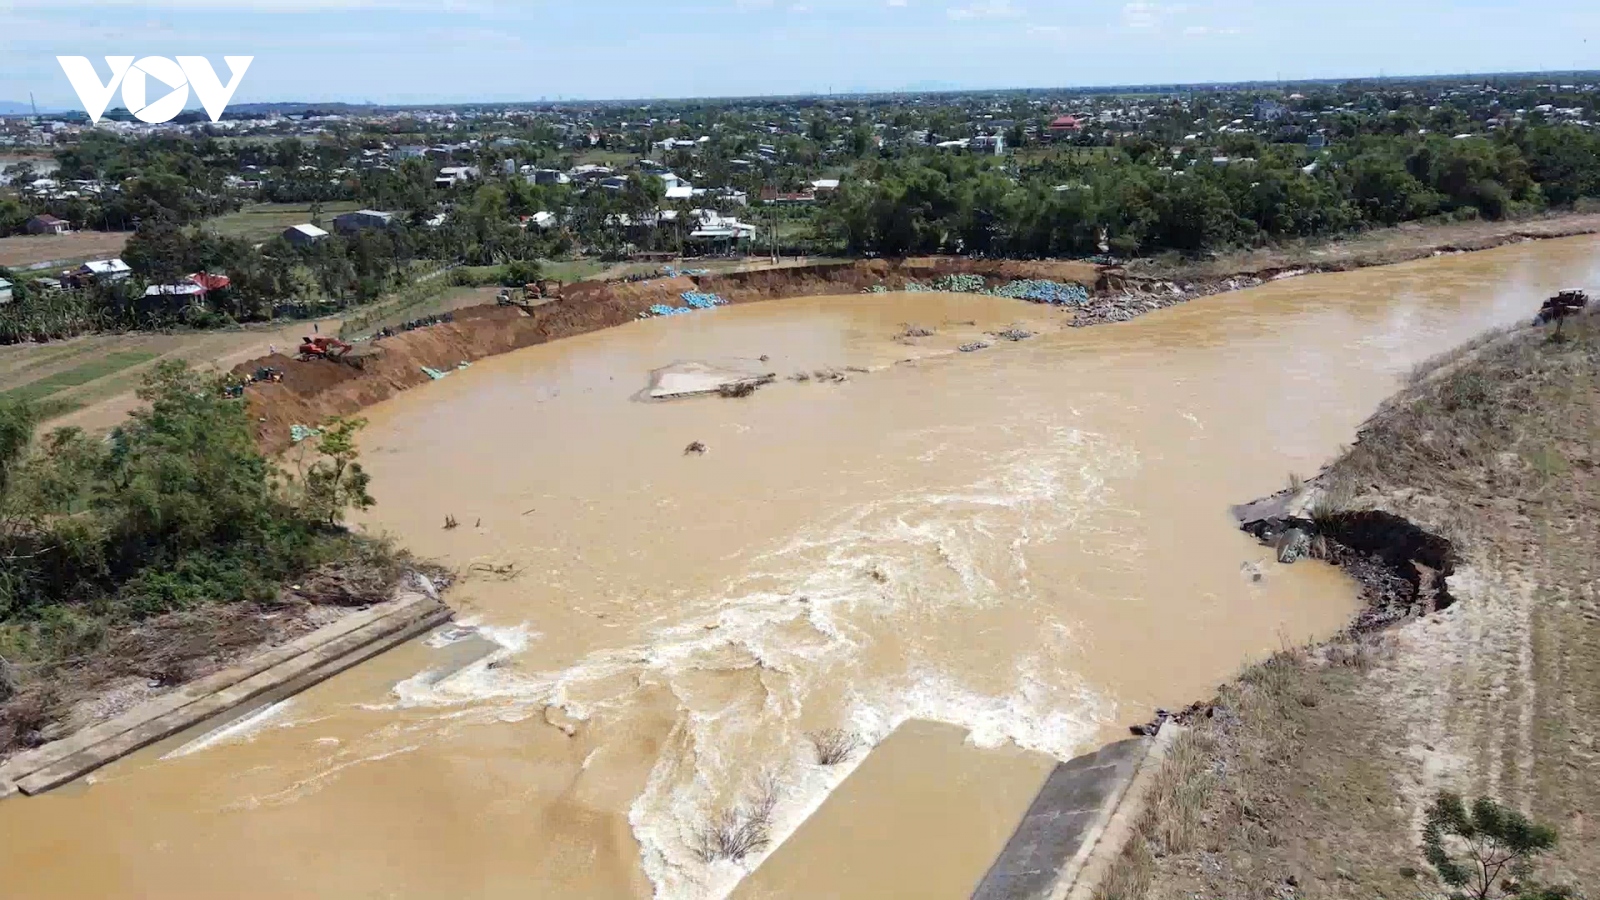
[807, 728, 862, 766]
[694, 774, 780, 864]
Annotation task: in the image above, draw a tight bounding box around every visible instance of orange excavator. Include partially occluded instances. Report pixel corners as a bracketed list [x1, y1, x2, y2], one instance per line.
[298, 335, 358, 363]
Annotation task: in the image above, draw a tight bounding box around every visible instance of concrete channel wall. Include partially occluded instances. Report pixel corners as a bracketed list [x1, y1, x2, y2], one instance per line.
[973, 721, 1179, 900]
[0, 592, 451, 800]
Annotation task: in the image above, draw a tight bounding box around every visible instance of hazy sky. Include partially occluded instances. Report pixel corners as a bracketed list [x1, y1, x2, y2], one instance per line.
[3, 0, 1597, 108]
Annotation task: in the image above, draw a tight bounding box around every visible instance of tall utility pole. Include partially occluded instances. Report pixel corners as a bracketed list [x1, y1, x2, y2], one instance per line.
[29, 92, 38, 122]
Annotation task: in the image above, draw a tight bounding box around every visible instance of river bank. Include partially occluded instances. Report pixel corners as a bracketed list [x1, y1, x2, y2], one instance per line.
[231, 212, 1600, 453]
[1096, 303, 1600, 899]
[1079, 211, 1600, 326]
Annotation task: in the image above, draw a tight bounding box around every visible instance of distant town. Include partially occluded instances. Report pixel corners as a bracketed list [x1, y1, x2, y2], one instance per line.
[1, 73, 1598, 337]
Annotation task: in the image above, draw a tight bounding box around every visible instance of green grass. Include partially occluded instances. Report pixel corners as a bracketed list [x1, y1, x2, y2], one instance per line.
[539, 258, 609, 282]
[202, 201, 366, 242]
[0, 350, 160, 403]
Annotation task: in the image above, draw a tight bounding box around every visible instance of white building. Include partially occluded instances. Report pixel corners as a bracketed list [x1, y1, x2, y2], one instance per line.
[76, 258, 131, 283]
[969, 133, 1006, 155]
[434, 166, 479, 188]
[283, 223, 329, 247]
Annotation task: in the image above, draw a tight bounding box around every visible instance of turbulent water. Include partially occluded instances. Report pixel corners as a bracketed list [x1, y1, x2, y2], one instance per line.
[2, 238, 1598, 899]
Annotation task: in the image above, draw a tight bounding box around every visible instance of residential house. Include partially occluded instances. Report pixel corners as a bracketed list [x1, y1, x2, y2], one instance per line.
[333, 209, 396, 234]
[144, 271, 230, 301]
[1046, 115, 1085, 138]
[24, 213, 68, 235]
[810, 178, 841, 193]
[63, 258, 131, 288]
[434, 166, 479, 188]
[686, 209, 760, 252]
[0, 278, 12, 304]
[283, 223, 329, 247]
[665, 185, 695, 201]
[523, 168, 571, 186]
[758, 187, 815, 205]
[520, 211, 557, 230]
[143, 282, 206, 301]
[969, 134, 1006, 155]
[1254, 100, 1288, 122]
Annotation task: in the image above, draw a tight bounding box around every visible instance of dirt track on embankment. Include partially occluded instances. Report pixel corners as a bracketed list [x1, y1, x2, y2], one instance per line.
[235, 258, 1111, 453]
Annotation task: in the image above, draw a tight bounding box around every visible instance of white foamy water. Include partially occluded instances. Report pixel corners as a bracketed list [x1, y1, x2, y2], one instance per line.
[378, 413, 1125, 898]
[162, 699, 295, 759]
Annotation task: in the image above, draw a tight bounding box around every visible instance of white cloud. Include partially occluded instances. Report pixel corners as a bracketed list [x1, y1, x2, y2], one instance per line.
[948, 0, 1022, 20]
[789, 2, 809, 9]
[1183, 24, 1242, 35]
[887, 0, 909, 6]
[12, 0, 493, 9]
[1121, 1, 1185, 29]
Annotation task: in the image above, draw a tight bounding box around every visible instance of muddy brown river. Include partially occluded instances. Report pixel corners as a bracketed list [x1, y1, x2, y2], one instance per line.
[3, 237, 1597, 898]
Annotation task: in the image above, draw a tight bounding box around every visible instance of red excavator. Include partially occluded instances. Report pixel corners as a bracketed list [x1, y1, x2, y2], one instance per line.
[298, 335, 358, 363]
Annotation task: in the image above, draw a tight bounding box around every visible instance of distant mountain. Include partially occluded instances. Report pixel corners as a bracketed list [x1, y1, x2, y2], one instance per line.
[0, 101, 48, 116]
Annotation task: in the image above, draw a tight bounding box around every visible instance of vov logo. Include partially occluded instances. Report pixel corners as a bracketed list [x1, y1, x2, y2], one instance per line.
[57, 56, 253, 124]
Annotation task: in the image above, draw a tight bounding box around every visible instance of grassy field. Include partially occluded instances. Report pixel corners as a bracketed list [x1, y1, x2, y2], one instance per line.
[0, 231, 130, 269]
[1104, 306, 1600, 900]
[0, 349, 158, 404]
[339, 282, 501, 340]
[539, 258, 611, 282]
[201, 201, 366, 243]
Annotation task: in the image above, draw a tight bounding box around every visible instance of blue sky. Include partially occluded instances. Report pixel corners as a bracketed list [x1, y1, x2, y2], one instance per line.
[2, 0, 1597, 108]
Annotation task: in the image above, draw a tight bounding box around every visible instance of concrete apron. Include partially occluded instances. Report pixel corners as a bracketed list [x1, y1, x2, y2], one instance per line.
[0, 592, 452, 800]
[975, 720, 1180, 900]
[735, 720, 1176, 900]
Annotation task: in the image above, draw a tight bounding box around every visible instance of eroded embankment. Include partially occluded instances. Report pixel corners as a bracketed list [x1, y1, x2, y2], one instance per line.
[234, 222, 1594, 454]
[237, 258, 1113, 452]
[1101, 305, 1600, 899]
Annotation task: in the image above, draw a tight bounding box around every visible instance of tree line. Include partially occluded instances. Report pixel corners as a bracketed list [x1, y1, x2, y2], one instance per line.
[818, 125, 1600, 258]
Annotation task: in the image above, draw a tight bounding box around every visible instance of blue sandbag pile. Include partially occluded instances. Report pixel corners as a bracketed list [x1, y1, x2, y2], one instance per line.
[989, 279, 1091, 305]
[880, 276, 1090, 306]
[649, 304, 693, 317]
[681, 291, 727, 309]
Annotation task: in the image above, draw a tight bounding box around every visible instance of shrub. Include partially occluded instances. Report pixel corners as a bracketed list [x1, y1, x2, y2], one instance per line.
[807, 728, 861, 766]
[1423, 791, 1566, 900]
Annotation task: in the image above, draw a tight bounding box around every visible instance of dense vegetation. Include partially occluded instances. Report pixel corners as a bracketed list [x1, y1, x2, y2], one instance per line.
[0, 362, 382, 750]
[819, 126, 1600, 257]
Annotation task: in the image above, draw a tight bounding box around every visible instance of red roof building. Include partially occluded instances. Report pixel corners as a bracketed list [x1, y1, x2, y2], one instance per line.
[1048, 115, 1085, 132]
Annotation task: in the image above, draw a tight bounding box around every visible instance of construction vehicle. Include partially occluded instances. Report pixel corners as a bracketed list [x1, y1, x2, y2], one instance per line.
[1536, 289, 1589, 325]
[297, 335, 372, 368]
[496, 280, 563, 309]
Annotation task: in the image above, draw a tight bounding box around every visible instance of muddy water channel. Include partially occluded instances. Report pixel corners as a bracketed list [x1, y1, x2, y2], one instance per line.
[4, 237, 1598, 899]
